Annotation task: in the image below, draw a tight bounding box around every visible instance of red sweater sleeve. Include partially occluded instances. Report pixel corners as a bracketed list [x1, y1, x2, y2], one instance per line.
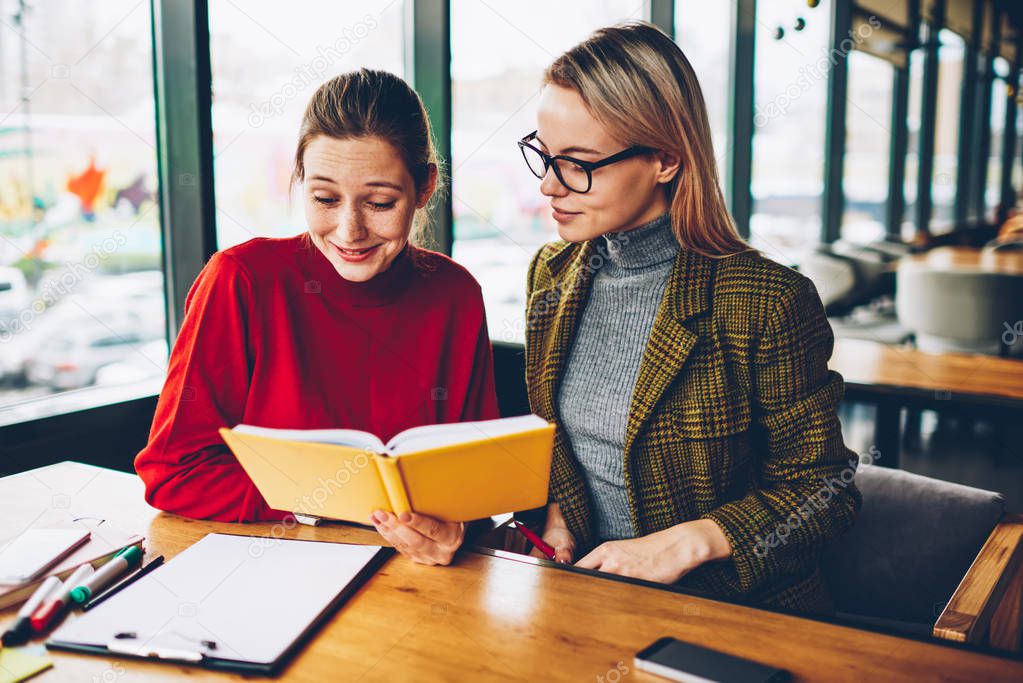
[460, 301, 501, 422]
[134, 252, 284, 523]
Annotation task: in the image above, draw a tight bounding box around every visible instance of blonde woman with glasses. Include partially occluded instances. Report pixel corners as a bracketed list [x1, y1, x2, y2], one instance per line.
[520, 21, 860, 615]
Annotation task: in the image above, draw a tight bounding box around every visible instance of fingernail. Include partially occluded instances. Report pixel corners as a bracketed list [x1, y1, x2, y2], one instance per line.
[398, 512, 412, 523]
[370, 511, 384, 524]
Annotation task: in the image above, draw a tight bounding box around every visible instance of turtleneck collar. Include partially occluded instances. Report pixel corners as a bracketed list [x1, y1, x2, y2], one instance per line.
[301, 233, 416, 307]
[601, 213, 678, 277]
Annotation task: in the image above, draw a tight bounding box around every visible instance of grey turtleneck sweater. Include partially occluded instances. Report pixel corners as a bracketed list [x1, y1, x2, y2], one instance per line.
[557, 213, 680, 542]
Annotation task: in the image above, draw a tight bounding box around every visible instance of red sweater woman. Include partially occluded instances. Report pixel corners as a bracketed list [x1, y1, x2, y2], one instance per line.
[136, 69, 499, 565]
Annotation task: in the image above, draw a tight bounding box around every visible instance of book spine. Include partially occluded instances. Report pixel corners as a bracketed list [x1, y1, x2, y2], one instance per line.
[374, 455, 412, 515]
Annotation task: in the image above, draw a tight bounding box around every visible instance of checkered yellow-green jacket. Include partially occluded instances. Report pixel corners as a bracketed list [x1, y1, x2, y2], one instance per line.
[525, 239, 862, 615]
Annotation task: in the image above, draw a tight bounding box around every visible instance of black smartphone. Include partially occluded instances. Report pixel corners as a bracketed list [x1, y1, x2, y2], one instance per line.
[635, 637, 789, 683]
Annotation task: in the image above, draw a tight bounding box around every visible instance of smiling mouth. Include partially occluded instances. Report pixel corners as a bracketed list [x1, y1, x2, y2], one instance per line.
[332, 243, 382, 256]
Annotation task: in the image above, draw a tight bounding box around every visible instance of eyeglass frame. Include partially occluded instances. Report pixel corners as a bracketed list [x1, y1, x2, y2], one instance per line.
[517, 130, 656, 194]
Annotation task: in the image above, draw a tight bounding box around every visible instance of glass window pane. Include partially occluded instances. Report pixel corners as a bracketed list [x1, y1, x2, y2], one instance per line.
[750, 0, 832, 266]
[209, 1, 405, 249]
[1015, 81, 1023, 198]
[675, 2, 731, 180]
[0, 0, 165, 411]
[930, 28, 964, 233]
[450, 0, 644, 344]
[903, 46, 924, 239]
[985, 68, 1008, 220]
[841, 51, 893, 244]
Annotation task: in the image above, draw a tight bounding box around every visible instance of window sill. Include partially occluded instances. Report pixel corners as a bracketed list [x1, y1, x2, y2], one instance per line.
[0, 379, 163, 429]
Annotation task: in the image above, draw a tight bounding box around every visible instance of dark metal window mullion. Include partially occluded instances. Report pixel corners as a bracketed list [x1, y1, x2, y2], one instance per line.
[648, 0, 675, 39]
[997, 38, 1021, 225]
[886, 64, 910, 240]
[822, 0, 852, 244]
[886, 0, 921, 242]
[726, 0, 755, 240]
[405, 0, 452, 255]
[971, 2, 1002, 223]
[914, 3, 944, 238]
[953, 0, 985, 227]
[969, 56, 996, 221]
[150, 0, 217, 338]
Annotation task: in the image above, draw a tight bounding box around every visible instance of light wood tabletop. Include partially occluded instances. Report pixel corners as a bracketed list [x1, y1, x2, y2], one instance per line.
[831, 337, 1023, 404]
[902, 246, 1023, 276]
[2, 461, 1022, 682]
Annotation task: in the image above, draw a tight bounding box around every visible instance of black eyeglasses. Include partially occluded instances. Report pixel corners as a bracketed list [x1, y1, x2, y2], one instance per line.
[517, 130, 655, 194]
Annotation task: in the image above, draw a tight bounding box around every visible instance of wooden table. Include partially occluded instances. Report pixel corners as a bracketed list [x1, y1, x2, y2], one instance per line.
[902, 246, 1023, 276]
[830, 338, 1023, 466]
[3, 462, 1022, 682]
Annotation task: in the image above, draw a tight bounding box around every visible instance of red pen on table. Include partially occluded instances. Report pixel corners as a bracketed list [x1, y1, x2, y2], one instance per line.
[511, 520, 557, 561]
[29, 563, 93, 634]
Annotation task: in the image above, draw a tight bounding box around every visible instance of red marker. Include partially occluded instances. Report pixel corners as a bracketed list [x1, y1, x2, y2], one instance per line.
[30, 563, 93, 634]
[512, 520, 556, 560]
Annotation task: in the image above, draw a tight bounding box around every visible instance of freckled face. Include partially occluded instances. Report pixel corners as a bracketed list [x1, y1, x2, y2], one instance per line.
[303, 135, 432, 282]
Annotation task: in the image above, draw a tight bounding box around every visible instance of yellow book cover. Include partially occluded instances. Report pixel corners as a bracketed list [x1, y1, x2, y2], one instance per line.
[218, 415, 555, 524]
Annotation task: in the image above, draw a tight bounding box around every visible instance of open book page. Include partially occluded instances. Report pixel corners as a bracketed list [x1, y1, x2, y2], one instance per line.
[386, 414, 549, 455]
[231, 425, 385, 453]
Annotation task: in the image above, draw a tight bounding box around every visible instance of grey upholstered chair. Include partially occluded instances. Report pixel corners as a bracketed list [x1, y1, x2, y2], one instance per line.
[822, 465, 1022, 651]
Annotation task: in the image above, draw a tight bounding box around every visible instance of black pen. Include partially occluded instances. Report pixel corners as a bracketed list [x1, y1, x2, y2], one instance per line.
[82, 555, 165, 612]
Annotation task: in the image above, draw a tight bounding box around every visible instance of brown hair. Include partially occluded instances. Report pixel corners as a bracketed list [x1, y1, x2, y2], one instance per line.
[292, 69, 440, 248]
[545, 21, 752, 257]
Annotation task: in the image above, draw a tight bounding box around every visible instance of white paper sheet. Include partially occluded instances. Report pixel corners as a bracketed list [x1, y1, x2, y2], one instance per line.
[49, 533, 385, 666]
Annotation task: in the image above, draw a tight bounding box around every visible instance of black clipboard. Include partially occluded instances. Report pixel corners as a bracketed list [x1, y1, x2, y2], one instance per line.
[46, 533, 393, 676]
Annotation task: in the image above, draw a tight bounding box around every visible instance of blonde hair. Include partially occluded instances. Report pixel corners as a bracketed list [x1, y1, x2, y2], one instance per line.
[545, 21, 751, 257]
[291, 69, 441, 249]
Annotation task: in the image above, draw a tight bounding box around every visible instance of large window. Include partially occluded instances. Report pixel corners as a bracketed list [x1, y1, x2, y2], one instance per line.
[0, 0, 164, 414]
[675, 2, 732, 180]
[841, 51, 894, 243]
[209, 1, 405, 249]
[750, 0, 832, 265]
[449, 0, 644, 344]
[930, 28, 964, 232]
[2, 0, 1017, 423]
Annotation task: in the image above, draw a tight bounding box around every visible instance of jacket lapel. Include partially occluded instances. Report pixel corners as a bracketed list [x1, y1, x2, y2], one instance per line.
[527, 240, 714, 546]
[526, 240, 599, 424]
[623, 247, 715, 459]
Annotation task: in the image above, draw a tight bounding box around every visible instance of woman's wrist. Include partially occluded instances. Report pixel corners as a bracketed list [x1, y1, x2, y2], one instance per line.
[543, 503, 568, 533]
[695, 518, 733, 561]
[669, 519, 733, 565]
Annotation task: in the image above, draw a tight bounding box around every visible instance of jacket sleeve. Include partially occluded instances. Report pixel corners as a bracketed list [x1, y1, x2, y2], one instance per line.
[134, 252, 286, 523]
[700, 275, 861, 595]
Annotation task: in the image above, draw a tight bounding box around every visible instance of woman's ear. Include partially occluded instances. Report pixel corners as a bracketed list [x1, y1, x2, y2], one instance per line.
[416, 163, 439, 209]
[655, 150, 682, 185]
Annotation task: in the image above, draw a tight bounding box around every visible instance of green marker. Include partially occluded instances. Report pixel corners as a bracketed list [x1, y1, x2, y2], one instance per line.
[70, 545, 143, 605]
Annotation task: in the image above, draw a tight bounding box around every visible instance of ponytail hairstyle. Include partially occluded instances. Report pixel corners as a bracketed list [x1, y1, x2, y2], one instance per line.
[292, 68, 442, 249]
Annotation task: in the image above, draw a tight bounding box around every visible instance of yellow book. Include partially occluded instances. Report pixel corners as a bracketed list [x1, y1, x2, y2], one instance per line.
[218, 415, 555, 524]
